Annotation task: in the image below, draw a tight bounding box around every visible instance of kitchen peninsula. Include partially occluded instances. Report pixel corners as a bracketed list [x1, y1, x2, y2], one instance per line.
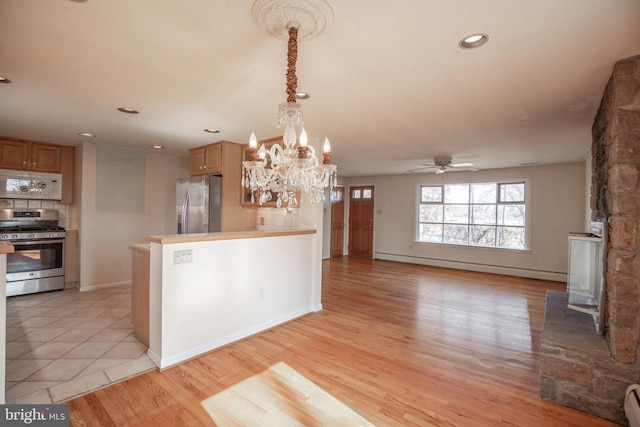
[0, 241, 14, 403]
[136, 228, 320, 369]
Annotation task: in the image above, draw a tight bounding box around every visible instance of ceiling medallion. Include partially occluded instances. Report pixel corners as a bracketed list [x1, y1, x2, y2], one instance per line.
[252, 0, 334, 41]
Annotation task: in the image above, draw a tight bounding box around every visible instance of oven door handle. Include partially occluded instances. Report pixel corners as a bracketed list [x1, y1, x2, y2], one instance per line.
[12, 239, 65, 245]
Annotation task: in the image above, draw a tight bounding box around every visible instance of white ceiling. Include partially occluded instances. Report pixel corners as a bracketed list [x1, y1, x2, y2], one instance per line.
[1, 0, 639, 177]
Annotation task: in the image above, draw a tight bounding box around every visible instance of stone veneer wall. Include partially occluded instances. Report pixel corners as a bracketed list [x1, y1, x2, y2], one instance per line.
[540, 55, 640, 425]
[593, 55, 640, 362]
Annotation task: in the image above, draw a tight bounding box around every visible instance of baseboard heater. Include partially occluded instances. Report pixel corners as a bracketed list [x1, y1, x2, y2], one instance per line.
[626, 384, 640, 427]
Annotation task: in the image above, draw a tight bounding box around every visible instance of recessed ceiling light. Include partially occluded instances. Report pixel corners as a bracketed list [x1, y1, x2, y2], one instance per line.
[118, 107, 139, 114]
[0, 76, 12, 84]
[459, 33, 489, 49]
[295, 92, 310, 100]
[204, 128, 220, 134]
[78, 132, 95, 137]
[151, 145, 164, 149]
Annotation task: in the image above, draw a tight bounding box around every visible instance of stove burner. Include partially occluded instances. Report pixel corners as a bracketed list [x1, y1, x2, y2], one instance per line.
[0, 208, 65, 241]
[0, 225, 66, 233]
[0, 224, 66, 241]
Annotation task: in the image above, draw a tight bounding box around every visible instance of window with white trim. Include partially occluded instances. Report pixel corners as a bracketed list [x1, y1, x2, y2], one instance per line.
[417, 181, 527, 249]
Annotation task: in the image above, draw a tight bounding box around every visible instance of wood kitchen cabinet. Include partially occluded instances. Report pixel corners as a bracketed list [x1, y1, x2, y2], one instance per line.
[0, 139, 28, 170]
[0, 137, 75, 204]
[189, 143, 222, 176]
[59, 145, 75, 204]
[0, 139, 61, 172]
[189, 140, 257, 231]
[64, 229, 79, 284]
[131, 244, 150, 347]
[31, 142, 61, 172]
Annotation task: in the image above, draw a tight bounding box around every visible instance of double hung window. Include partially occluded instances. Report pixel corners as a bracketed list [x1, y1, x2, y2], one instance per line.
[417, 181, 527, 249]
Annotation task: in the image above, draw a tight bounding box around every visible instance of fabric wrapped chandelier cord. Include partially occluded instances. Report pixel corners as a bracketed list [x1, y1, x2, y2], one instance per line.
[286, 26, 298, 103]
[241, 15, 337, 211]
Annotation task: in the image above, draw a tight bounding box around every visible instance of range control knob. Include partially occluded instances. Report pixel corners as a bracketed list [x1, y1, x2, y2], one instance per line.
[0, 235, 7, 240]
[11, 234, 18, 239]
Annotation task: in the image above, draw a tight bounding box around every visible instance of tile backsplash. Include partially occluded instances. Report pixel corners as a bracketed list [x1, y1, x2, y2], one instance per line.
[0, 199, 70, 228]
[256, 207, 299, 230]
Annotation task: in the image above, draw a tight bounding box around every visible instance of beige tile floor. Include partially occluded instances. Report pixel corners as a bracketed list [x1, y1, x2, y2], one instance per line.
[5, 285, 156, 404]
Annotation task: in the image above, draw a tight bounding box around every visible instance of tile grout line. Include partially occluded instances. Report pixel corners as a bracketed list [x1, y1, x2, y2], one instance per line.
[5, 286, 154, 403]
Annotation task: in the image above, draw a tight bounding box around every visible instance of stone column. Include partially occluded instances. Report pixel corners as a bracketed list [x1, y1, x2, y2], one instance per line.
[592, 55, 640, 363]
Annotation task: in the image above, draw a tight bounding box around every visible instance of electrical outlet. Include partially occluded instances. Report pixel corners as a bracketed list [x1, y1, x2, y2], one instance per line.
[173, 249, 193, 264]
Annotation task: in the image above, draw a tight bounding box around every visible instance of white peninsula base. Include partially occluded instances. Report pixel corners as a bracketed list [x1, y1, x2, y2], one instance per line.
[145, 229, 319, 369]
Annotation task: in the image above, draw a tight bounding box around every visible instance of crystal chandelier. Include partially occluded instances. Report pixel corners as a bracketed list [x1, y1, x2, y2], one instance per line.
[242, 0, 337, 210]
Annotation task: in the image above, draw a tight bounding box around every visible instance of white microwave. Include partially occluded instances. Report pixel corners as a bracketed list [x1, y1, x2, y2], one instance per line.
[0, 169, 62, 200]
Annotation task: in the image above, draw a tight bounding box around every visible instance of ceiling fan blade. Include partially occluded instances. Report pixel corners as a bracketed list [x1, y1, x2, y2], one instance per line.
[451, 162, 474, 167]
[407, 164, 438, 173]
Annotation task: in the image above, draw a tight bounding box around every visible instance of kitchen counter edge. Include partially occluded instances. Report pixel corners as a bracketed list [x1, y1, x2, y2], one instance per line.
[0, 241, 14, 254]
[145, 228, 316, 245]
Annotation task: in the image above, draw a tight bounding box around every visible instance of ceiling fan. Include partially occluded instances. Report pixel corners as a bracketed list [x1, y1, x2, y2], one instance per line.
[408, 156, 477, 174]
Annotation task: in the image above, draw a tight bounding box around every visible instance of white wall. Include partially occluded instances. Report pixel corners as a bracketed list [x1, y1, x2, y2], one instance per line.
[148, 233, 317, 368]
[343, 162, 586, 281]
[79, 142, 188, 290]
[247, 136, 327, 302]
[0, 253, 6, 403]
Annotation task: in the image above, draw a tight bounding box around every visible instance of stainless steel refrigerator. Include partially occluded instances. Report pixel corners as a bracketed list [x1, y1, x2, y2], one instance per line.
[176, 175, 222, 234]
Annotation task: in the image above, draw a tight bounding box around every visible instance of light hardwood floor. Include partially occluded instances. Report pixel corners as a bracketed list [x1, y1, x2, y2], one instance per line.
[68, 257, 618, 426]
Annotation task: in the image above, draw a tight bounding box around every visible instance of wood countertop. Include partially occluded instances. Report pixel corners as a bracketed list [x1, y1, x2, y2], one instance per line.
[130, 244, 150, 253]
[0, 241, 14, 254]
[145, 228, 316, 245]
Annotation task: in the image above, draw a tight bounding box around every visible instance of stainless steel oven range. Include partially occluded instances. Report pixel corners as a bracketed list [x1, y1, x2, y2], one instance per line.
[0, 208, 65, 297]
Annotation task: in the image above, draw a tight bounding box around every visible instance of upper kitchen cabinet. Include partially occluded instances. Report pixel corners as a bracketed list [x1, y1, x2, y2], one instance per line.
[0, 139, 28, 170]
[189, 140, 256, 231]
[0, 137, 75, 204]
[0, 139, 61, 172]
[190, 143, 222, 176]
[31, 142, 61, 172]
[59, 145, 75, 204]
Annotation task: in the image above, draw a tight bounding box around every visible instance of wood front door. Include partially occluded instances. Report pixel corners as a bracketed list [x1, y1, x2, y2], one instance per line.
[348, 185, 374, 258]
[330, 187, 345, 258]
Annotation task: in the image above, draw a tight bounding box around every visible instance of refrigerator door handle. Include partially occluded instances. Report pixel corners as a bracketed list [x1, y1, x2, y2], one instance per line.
[182, 189, 190, 233]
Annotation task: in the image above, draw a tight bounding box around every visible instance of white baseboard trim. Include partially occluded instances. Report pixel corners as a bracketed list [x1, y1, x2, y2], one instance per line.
[146, 348, 161, 368]
[375, 253, 566, 283]
[151, 306, 314, 369]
